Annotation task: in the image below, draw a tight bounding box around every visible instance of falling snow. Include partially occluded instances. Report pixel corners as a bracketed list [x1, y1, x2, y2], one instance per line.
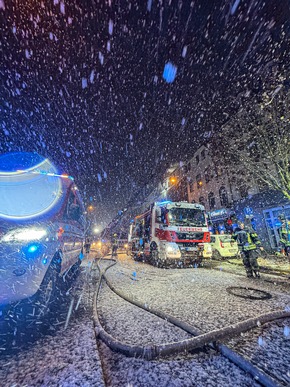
[163, 62, 177, 83]
[108, 19, 114, 35]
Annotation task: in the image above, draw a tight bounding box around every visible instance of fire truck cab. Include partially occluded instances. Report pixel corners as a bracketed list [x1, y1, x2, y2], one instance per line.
[129, 201, 210, 268]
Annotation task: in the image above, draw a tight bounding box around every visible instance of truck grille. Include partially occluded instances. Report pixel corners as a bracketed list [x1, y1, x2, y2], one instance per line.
[176, 232, 204, 240]
[176, 242, 198, 248]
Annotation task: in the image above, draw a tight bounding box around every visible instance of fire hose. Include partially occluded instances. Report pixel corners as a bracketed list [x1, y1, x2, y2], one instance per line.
[93, 258, 289, 387]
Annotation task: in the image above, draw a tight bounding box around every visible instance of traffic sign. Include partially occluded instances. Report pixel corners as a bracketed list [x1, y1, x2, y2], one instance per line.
[244, 206, 253, 216]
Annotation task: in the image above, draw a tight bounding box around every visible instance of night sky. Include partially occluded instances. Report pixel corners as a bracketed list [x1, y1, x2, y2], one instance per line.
[1, 0, 290, 225]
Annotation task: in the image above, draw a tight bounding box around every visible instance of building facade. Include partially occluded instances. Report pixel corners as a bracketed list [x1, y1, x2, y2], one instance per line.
[164, 144, 289, 251]
[186, 145, 259, 212]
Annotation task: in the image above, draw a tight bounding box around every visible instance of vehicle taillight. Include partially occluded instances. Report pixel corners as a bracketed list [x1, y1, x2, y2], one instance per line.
[204, 232, 210, 242]
[220, 240, 224, 248]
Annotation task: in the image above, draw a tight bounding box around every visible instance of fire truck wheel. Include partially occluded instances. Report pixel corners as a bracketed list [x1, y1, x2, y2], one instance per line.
[150, 243, 164, 268]
[131, 243, 138, 260]
[213, 250, 222, 260]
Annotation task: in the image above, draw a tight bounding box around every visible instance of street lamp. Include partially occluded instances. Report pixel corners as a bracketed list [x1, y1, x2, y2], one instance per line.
[169, 176, 177, 185]
[93, 227, 100, 234]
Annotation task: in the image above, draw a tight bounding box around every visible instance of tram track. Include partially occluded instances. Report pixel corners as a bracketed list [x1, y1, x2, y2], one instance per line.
[93, 256, 290, 387]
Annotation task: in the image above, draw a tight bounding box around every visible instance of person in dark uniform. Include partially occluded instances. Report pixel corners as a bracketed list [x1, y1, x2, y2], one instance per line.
[111, 233, 118, 257]
[85, 238, 91, 254]
[277, 214, 290, 257]
[232, 222, 263, 278]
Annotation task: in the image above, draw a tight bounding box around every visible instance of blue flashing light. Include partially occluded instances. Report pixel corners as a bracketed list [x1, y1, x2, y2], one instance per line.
[23, 243, 43, 258]
[42, 258, 48, 265]
[28, 245, 38, 253]
[20, 169, 74, 181]
[156, 200, 172, 206]
[79, 252, 84, 260]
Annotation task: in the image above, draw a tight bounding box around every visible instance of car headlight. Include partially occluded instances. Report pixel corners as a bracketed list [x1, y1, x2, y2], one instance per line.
[1, 228, 47, 242]
[166, 244, 180, 253]
[204, 244, 212, 253]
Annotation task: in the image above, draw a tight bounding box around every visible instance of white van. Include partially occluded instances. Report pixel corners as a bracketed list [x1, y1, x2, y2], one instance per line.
[0, 152, 85, 321]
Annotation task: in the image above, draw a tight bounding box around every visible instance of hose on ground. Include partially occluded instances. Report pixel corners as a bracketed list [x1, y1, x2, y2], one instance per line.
[217, 343, 281, 387]
[93, 258, 289, 386]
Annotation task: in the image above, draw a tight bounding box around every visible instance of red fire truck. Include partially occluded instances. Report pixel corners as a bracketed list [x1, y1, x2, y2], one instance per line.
[128, 201, 210, 268]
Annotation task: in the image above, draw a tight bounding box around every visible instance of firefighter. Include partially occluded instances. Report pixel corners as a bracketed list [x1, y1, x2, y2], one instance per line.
[85, 238, 91, 254]
[233, 221, 262, 278]
[278, 215, 290, 257]
[111, 233, 118, 257]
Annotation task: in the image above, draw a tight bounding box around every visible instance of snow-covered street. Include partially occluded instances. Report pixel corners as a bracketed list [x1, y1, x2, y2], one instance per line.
[1, 0, 290, 385]
[1, 253, 290, 386]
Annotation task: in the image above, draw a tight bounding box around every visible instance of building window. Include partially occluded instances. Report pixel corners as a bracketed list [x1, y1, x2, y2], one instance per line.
[208, 192, 216, 210]
[215, 165, 223, 179]
[185, 162, 191, 173]
[196, 155, 200, 165]
[219, 186, 229, 207]
[201, 149, 205, 160]
[199, 196, 205, 206]
[239, 184, 249, 199]
[205, 167, 210, 183]
[196, 174, 203, 189]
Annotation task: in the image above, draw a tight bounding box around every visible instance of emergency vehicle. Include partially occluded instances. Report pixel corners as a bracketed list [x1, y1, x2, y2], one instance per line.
[128, 201, 210, 268]
[0, 152, 86, 325]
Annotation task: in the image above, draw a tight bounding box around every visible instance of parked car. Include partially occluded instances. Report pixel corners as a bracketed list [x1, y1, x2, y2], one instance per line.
[210, 234, 239, 259]
[202, 243, 213, 258]
[0, 152, 86, 324]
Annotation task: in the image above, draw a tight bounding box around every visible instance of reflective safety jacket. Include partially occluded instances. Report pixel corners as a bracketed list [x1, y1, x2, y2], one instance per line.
[233, 227, 261, 251]
[278, 222, 290, 247]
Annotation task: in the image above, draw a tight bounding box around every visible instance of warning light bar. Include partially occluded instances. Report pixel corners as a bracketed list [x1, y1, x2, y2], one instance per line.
[155, 200, 172, 206]
[16, 170, 74, 180]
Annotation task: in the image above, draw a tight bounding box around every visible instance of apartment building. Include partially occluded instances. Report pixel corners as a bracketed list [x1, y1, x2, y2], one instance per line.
[167, 145, 289, 251]
[186, 145, 260, 211]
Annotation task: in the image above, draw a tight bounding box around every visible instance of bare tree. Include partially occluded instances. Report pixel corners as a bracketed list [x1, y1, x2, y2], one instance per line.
[211, 86, 290, 200]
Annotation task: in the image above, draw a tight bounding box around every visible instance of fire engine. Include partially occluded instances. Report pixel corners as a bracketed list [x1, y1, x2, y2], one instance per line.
[128, 201, 210, 268]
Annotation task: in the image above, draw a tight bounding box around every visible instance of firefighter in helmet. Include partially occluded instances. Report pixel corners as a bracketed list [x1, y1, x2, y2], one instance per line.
[232, 220, 263, 278]
[277, 214, 290, 257]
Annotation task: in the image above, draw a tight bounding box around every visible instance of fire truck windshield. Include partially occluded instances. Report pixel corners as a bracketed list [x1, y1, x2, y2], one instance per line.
[167, 207, 206, 227]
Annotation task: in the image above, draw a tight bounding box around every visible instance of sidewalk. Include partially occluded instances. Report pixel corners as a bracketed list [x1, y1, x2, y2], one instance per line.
[226, 255, 290, 276]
